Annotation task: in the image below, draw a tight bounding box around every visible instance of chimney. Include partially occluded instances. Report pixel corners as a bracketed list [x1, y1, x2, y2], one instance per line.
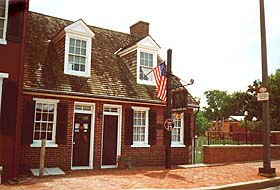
[130, 21, 149, 39]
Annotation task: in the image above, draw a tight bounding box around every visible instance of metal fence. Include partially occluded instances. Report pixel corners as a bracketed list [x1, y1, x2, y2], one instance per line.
[207, 131, 279, 145]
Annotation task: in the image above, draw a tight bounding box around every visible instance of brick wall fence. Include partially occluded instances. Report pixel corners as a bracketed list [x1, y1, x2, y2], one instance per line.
[203, 145, 280, 164]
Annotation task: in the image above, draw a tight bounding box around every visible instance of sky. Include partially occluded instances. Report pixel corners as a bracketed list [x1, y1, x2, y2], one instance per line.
[29, 0, 280, 107]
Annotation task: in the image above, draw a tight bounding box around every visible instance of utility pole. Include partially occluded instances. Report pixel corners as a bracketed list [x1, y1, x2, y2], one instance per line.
[258, 0, 276, 177]
[165, 49, 172, 169]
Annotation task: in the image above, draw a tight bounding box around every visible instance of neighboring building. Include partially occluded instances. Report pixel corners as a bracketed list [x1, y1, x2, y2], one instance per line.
[0, 0, 29, 180]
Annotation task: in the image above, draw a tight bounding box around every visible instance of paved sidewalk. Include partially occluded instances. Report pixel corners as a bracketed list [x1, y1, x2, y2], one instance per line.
[1, 161, 280, 190]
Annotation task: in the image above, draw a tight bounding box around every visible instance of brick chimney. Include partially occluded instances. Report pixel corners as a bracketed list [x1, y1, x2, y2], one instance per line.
[130, 21, 149, 38]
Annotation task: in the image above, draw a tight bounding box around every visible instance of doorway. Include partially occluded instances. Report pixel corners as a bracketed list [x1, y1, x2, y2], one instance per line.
[101, 105, 121, 168]
[72, 103, 94, 169]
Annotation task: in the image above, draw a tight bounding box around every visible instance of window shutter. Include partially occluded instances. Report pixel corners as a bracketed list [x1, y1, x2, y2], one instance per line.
[184, 112, 192, 145]
[0, 80, 18, 136]
[56, 103, 68, 145]
[7, 1, 25, 41]
[124, 108, 133, 145]
[148, 110, 157, 145]
[21, 99, 35, 144]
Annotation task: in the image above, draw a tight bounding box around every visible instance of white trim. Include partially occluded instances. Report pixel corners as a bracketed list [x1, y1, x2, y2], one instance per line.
[0, 0, 8, 45]
[171, 144, 186, 148]
[136, 49, 157, 86]
[101, 104, 122, 168]
[131, 144, 150, 148]
[32, 98, 60, 103]
[64, 32, 92, 77]
[71, 102, 95, 170]
[171, 112, 185, 146]
[101, 165, 117, 169]
[0, 72, 9, 116]
[30, 98, 60, 147]
[131, 106, 150, 146]
[30, 142, 58, 148]
[64, 19, 95, 37]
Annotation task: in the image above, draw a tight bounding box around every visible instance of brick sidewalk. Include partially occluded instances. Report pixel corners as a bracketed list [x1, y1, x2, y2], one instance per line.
[1, 161, 280, 190]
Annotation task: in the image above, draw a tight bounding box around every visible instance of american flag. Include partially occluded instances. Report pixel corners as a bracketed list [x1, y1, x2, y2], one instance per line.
[152, 62, 167, 102]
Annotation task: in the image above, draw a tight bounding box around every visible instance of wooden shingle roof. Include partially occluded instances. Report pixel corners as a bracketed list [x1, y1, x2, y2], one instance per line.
[24, 11, 199, 107]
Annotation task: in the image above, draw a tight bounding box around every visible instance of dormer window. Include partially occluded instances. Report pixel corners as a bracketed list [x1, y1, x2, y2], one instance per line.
[64, 20, 94, 77]
[0, 0, 8, 45]
[68, 37, 87, 72]
[139, 52, 153, 81]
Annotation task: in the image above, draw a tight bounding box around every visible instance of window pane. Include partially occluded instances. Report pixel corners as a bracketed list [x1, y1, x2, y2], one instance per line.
[34, 132, 40, 140]
[41, 132, 46, 140]
[81, 48, 86, 56]
[70, 38, 75, 46]
[75, 47, 81, 55]
[41, 123, 47, 131]
[35, 122, 40, 130]
[47, 123, 53, 131]
[81, 41, 86, 48]
[80, 64, 85, 72]
[76, 39, 81, 46]
[35, 113, 41, 121]
[69, 55, 74, 63]
[46, 132, 52, 140]
[80, 57, 85, 63]
[48, 113, 54, 121]
[48, 104, 54, 112]
[69, 46, 74, 54]
[42, 113, 48, 121]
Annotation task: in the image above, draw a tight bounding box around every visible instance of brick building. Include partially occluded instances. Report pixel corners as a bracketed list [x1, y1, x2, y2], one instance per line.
[0, 0, 29, 180]
[17, 10, 199, 174]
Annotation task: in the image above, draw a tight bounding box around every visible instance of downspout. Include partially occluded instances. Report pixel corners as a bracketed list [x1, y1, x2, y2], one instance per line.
[14, 0, 29, 179]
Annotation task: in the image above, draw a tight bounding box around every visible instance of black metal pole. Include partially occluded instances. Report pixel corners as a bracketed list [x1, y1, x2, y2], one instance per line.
[165, 49, 172, 169]
[258, 0, 276, 177]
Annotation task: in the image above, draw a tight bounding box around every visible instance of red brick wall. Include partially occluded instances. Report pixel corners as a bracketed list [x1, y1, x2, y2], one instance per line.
[203, 145, 280, 164]
[19, 94, 194, 172]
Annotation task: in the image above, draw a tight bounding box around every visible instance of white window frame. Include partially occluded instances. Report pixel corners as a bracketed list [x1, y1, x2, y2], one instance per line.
[136, 48, 157, 86]
[64, 33, 92, 77]
[0, 0, 9, 45]
[30, 98, 60, 148]
[171, 113, 185, 147]
[131, 106, 150, 147]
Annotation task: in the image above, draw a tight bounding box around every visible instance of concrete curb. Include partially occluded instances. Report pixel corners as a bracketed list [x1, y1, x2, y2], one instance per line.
[127, 177, 280, 190]
[192, 176, 280, 190]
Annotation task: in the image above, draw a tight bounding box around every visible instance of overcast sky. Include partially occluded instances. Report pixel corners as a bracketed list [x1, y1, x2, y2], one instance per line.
[29, 0, 280, 106]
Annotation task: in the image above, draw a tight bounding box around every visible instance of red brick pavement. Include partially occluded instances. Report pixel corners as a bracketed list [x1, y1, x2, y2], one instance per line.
[1, 161, 280, 190]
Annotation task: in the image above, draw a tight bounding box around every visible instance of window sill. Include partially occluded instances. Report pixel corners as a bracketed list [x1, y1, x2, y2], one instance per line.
[171, 144, 186, 148]
[131, 144, 150, 148]
[0, 39, 7, 45]
[30, 142, 58, 148]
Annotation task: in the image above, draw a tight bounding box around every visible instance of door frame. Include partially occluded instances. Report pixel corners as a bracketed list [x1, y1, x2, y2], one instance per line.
[101, 104, 122, 169]
[71, 102, 95, 170]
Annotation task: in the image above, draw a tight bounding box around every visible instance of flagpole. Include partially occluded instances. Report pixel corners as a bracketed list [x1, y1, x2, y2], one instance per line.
[165, 49, 172, 169]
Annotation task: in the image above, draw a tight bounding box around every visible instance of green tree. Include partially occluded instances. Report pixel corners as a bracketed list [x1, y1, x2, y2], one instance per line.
[196, 111, 210, 136]
[203, 90, 230, 121]
[269, 69, 280, 130]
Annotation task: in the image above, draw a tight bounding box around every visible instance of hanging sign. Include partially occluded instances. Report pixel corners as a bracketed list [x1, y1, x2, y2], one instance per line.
[164, 118, 174, 131]
[257, 86, 269, 101]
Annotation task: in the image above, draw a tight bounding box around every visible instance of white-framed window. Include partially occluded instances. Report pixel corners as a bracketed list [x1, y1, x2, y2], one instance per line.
[0, 0, 8, 45]
[64, 33, 92, 77]
[171, 113, 185, 147]
[132, 106, 150, 147]
[31, 98, 59, 147]
[137, 49, 157, 85]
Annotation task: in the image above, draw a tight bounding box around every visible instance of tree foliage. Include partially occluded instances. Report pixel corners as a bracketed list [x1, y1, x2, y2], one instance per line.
[202, 69, 280, 130]
[195, 110, 210, 136]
